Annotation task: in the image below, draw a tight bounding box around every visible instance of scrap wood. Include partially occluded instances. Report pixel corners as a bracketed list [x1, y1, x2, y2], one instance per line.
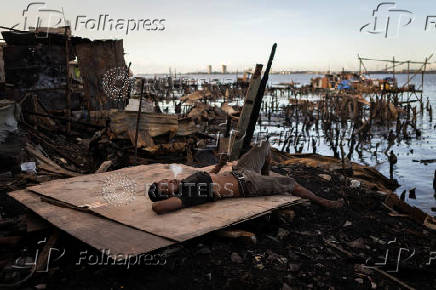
[177, 118, 199, 136]
[96, 160, 113, 173]
[388, 102, 399, 119]
[35, 230, 59, 272]
[109, 111, 178, 141]
[8, 190, 174, 257]
[355, 94, 370, 106]
[39, 196, 93, 213]
[363, 266, 416, 290]
[30, 95, 57, 129]
[424, 216, 436, 231]
[141, 142, 186, 154]
[215, 229, 256, 244]
[384, 193, 427, 225]
[25, 144, 81, 177]
[24, 123, 90, 169]
[187, 103, 209, 120]
[180, 91, 204, 103]
[221, 103, 239, 116]
[280, 153, 395, 192]
[128, 127, 154, 148]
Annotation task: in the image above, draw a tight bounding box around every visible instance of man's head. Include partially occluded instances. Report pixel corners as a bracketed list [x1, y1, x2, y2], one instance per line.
[148, 178, 181, 202]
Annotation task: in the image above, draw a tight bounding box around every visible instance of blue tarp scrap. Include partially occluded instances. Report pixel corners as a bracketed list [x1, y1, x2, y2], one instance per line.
[337, 80, 351, 90]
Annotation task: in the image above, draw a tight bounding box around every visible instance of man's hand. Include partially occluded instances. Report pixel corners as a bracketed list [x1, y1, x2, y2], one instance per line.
[209, 154, 229, 174]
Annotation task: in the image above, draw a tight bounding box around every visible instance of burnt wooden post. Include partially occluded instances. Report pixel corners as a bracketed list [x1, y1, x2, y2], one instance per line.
[392, 56, 395, 88]
[224, 114, 232, 138]
[388, 150, 397, 180]
[433, 169, 436, 193]
[240, 43, 277, 156]
[229, 64, 263, 160]
[64, 26, 72, 134]
[134, 78, 145, 163]
[421, 57, 427, 96]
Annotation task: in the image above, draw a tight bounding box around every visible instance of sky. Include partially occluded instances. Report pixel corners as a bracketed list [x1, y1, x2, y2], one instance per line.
[1, 0, 435, 73]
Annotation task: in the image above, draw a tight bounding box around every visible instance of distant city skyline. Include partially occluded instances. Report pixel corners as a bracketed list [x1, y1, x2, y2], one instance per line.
[1, 0, 435, 73]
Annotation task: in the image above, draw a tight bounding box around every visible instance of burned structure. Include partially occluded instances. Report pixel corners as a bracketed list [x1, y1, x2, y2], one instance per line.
[1, 28, 127, 112]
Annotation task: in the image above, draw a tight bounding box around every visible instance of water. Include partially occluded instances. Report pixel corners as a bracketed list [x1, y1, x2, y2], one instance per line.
[142, 73, 436, 215]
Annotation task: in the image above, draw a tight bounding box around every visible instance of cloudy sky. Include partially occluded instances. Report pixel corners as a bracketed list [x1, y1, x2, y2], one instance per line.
[1, 0, 435, 73]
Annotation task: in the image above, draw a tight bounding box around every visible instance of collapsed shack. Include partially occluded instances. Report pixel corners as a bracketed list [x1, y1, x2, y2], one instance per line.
[0, 28, 232, 186]
[1, 28, 127, 111]
[0, 29, 127, 181]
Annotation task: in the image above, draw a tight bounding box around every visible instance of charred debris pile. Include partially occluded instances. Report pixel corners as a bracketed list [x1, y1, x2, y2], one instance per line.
[1, 153, 436, 289]
[0, 28, 249, 191]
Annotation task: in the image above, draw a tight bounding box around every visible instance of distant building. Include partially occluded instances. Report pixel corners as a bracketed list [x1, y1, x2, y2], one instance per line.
[207, 65, 212, 74]
[222, 65, 227, 74]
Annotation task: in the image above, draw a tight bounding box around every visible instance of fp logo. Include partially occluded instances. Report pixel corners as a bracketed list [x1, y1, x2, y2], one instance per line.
[360, 2, 414, 38]
[10, 2, 67, 38]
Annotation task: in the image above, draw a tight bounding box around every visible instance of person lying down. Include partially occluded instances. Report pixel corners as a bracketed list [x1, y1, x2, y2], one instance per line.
[148, 141, 344, 214]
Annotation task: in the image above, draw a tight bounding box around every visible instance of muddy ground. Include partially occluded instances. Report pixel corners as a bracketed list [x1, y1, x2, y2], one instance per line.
[1, 163, 436, 289]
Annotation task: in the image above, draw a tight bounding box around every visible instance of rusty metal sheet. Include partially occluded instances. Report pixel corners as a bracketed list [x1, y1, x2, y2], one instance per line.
[8, 190, 174, 256]
[27, 164, 301, 242]
[75, 40, 125, 109]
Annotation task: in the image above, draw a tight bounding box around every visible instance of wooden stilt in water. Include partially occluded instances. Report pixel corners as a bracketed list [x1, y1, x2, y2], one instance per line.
[388, 150, 397, 180]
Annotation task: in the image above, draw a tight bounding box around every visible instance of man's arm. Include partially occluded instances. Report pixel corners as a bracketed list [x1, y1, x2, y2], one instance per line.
[209, 154, 229, 174]
[152, 197, 183, 214]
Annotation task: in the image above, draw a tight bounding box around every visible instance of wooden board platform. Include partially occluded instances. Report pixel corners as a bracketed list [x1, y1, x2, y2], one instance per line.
[9, 190, 173, 257]
[26, 163, 301, 242]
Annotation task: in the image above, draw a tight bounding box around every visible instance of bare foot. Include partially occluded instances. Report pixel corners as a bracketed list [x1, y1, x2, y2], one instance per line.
[323, 198, 345, 209]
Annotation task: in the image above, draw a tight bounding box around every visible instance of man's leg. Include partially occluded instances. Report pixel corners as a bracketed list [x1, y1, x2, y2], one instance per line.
[292, 183, 344, 209]
[243, 170, 344, 209]
[234, 140, 272, 174]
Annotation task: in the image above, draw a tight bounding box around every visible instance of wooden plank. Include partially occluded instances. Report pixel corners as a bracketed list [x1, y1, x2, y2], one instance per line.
[110, 111, 178, 139]
[241, 43, 277, 154]
[26, 164, 301, 242]
[8, 190, 173, 256]
[230, 64, 263, 160]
